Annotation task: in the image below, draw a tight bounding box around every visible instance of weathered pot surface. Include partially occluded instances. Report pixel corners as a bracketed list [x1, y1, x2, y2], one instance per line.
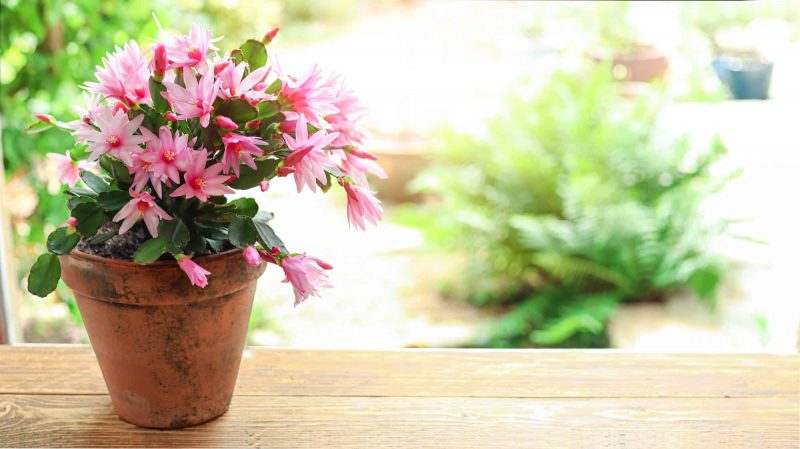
[60, 248, 266, 429]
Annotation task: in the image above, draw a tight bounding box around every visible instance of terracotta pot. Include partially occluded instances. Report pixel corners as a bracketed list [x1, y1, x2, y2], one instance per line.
[60, 248, 265, 429]
[370, 136, 430, 203]
[611, 45, 669, 83]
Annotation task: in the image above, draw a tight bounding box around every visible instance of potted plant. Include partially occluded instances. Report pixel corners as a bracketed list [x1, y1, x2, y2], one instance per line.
[25, 23, 384, 429]
[587, 3, 669, 83]
[685, 3, 797, 100]
[702, 20, 774, 100]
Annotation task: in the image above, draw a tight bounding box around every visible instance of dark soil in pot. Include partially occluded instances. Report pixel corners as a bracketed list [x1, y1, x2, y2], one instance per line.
[76, 222, 148, 260]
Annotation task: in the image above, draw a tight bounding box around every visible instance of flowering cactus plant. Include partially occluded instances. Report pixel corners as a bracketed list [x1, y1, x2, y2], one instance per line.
[26, 24, 385, 306]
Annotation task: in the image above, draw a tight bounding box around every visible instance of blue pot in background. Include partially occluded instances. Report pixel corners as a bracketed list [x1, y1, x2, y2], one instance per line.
[712, 56, 773, 100]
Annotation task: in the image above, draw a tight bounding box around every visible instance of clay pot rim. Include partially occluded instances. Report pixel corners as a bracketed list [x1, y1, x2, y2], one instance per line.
[68, 247, 243, 269]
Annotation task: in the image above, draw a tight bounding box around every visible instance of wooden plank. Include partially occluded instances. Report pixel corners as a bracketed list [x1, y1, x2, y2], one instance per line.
[1, 346, 798, 398]
[1, 395, 796, 448]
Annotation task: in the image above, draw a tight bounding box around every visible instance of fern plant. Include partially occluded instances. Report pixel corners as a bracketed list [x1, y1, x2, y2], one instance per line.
[409, 67, 729, 347]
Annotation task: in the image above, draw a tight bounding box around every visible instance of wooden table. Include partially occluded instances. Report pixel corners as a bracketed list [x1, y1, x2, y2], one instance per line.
[1, 346, 798, 448]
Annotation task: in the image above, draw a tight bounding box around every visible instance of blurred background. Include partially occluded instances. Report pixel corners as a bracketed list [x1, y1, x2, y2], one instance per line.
[1, 0, 799, 350]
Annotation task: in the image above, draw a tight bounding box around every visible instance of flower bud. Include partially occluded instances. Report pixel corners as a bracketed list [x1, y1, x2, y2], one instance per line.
[152, 43, 168, 79]
[165, 111, 178, 122]
[262, 27, 280, 45]
[214, 115, 238, 130]
[113, 102, 129, 114]
[277, 166, 296, 177]
[242, 246, 261, 266]
[259, 180, 270, 192]
[245, 119, 261, 130]
[35, 114, 54, 124]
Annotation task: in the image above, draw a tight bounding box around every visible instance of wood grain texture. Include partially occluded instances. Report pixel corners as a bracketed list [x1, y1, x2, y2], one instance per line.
[1, 346, 798, 398]
[2, 395, 798, 449]
[0, 346, 798, 448]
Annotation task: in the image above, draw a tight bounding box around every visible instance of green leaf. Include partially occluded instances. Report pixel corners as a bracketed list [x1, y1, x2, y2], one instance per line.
[195, 222, 228, 240]
[71, 202, 106, 237]
[216, 99, 258, 123]
[158, 217, 190, 247]
[67, 195, 95, 209]
[99, 155, 132, 184]
[266, 79, 282, 95]
[255, 101, 279, 120]
[134, 237, 168, 264]
[230, 48, 244, 65]
[689, 265, 721, 303]
[253, 212, 286, 252]
[138, 105, 163, 130]
[228, 217, 257, 248]
[185, 226, 208, 255]
[80, 170, 111, 193]
[325, 165, 344, 178]
[240, 39, 267, 69]
[206, 238, 227, 253]
[227, 197, 258, 217]
[228, 158, 279, 189]
[65, 186, 97, 197]
[27, 253, 61, 297]
[46, 227, 80, 255]
[149, 77, 169, 113]
[97, 190, 130, 212]
[88, 230, 116, 245]
[24, 120, 54, 134]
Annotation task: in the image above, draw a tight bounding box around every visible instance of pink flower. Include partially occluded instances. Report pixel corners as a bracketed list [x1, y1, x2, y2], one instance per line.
[331, 79, 365, 118]
[73, 106, 147, 166]
[259, 180, 270, 192]
[325, 78, 366, 147]
[129, 150, 165, 197]
[275, 60, 338, 128]
[214, 115, 238, 130]
[84, 41, 151, 106]
[218, 63, 273, 102]
[242, 246, 261, 266]
[280, 253, 333, 306]
[65, 92, 103, 135]
[177, 255, 211, 288]
[166, 24, 220, 70]
[340, 150, 387, 187]
[282, 115, 339, 192]
[47, 150, 95, 187]
[112, 189, 172, 237]
[222, 132, 266, 176]
[326, 113, 366, 148]
[341, 180, 383, 230]
[170, 149, 233, 202]
[138, 126, 190, 185]
[162, 68, 219, 127]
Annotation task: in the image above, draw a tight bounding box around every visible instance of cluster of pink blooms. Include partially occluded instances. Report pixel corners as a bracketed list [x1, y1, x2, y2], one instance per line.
[46, 24, 386, 306]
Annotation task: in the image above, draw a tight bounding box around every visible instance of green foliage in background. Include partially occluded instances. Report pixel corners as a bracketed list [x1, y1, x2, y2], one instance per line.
[1, 0, 167, 243]
[408, 67, 730, 348]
